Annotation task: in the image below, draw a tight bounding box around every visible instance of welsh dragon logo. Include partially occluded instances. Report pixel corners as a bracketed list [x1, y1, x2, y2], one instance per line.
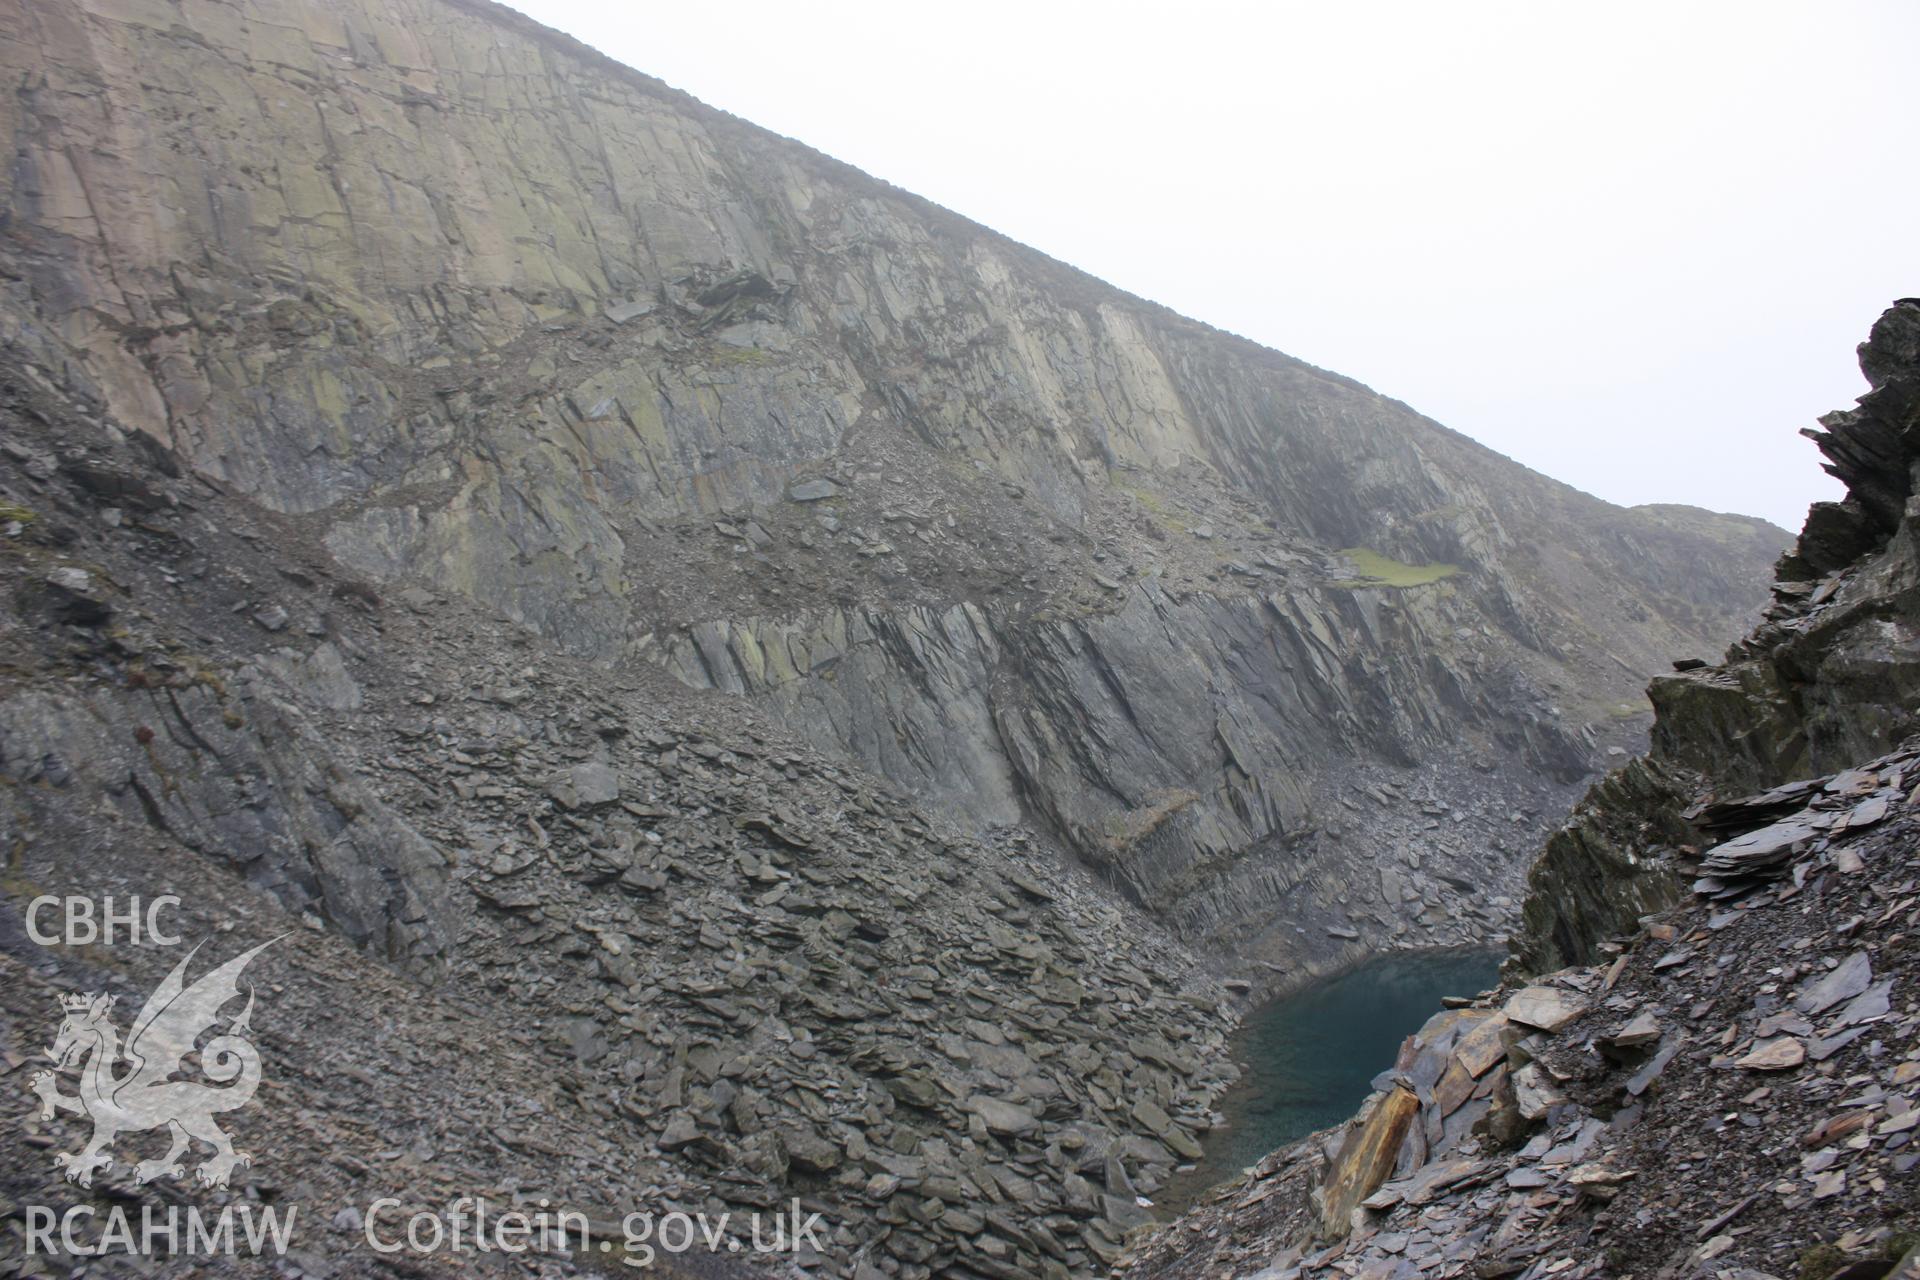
[30, 939, 278, 1189]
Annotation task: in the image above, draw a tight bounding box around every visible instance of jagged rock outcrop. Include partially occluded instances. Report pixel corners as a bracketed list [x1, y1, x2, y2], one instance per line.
[1123, 305, 1920, 1280]
[1514, 299, 1920, 973]
[0, 680, 461, 966]
[657, 577, 1590, 944]
[0, 0, 1784, 968]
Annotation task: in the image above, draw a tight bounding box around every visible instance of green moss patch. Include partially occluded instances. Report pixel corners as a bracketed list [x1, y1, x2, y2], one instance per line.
[707, 344, 779, 366]
[1334, 547, 1461, 589]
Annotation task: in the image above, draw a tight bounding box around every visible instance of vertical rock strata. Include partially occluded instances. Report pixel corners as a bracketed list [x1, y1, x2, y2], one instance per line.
[0, 0, 1781, 966]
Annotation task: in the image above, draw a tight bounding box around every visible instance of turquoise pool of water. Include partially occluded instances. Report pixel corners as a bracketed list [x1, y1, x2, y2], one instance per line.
[1165, 947, 1504, 1206]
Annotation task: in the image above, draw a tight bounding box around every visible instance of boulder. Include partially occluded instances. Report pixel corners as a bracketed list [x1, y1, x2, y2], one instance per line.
[1504, 986, 1586, 1033]
[966, 1096, 1038, 1137]
[1317, 1086, 1421, 1239]
[549, 762, 620, 809]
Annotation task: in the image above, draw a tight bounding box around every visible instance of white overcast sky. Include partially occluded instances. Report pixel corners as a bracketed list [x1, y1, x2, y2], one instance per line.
[504, 0, 1919, 532]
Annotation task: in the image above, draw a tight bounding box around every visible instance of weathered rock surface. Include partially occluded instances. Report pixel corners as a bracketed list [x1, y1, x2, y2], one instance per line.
[0, 0, 1783, 966]
[0, 1, 1830, 1275]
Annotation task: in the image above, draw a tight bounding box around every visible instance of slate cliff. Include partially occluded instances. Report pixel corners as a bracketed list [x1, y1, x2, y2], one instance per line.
[0, 0, 1785, 972]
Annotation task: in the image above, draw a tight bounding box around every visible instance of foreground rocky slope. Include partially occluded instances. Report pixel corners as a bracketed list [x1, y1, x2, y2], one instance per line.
[0, 0, 1783, 971]
[1122, 748, 1919, 1279]
[1119, 307, 1920, 1280]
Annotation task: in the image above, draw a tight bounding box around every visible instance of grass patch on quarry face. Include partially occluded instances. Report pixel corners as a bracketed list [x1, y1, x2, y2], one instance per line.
[1109, 479, 1179, 542]
[708, 344, 780, 366]
[1334, 547, 1461, 588]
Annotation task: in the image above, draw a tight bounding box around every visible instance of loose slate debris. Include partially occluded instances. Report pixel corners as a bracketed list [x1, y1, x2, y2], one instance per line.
[1797, 951, 1875, 1015]
[0, 409, 1250, 1280]
[1117, 740, 1920, 1280]
[1688, 766, 1913, 901]
[1505, 985, 1588, 1033]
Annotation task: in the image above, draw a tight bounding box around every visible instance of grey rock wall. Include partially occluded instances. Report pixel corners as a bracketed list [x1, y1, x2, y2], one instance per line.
[0, 0, 1784, 961]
